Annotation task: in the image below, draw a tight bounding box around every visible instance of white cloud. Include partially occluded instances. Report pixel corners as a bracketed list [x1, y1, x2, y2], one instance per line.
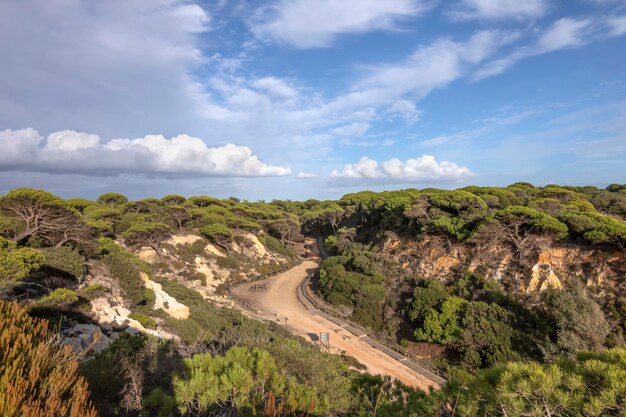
[385, 100, 422, 123]
[250, 0, 429, 48]
[0, 0, 216, 139]
[450, 0, 547, 21]
[296, 172, 318, 179]
[0, 129, 290, 177]
[332, 123, 371, 137]
[46, 130, 101, 151]
[474, 18, 594, 80]
[608, 15, 626, 36]
[311, 29, 516, 124]
[252, 77, 298, 99]
[537, 18, 592, 51]
[331, 157, 383, 179]
[331, 155, 474, 181]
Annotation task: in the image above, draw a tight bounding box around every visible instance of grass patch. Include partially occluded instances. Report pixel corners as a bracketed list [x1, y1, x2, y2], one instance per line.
[128, 312, 157, 329]
[80, 284, 107, 300]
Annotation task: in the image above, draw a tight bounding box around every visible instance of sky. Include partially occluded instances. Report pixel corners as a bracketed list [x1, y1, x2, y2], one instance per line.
[0, 0, 625, 201]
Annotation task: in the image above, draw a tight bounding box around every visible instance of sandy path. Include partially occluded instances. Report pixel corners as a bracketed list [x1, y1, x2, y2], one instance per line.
[230, 242, 439, 391]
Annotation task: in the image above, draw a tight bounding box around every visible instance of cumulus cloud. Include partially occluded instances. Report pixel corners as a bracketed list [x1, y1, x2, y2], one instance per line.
[296, 172, 318, 179]
[331, 155, 474, 182]
[0, 129, 290, 177]
[450, 0, 547, 21]
[331, 157, 383, 179]
[250, 0, 429, 48]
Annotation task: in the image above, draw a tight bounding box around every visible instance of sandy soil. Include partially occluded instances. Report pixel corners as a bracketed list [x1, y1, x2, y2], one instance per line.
[231, 239, 439, 391]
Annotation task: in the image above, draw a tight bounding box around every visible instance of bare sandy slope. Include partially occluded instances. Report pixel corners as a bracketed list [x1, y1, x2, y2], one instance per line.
[231, 241, 439, 391]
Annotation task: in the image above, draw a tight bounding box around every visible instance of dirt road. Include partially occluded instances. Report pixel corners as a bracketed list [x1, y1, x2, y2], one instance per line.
[230, 240, 440, 391]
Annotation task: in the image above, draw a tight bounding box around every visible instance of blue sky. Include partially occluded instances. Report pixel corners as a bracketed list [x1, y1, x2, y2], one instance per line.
[0, 0, 625, 201]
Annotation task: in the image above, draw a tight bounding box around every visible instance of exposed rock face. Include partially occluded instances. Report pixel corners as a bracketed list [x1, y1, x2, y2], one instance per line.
[169, 234, 203, 246]
[242, 234, 268, 258]
[90, 296, 164, 338]
[527, 260, 562, 292]
[140, 272, 190, 319]
[380, 232, 626, 296]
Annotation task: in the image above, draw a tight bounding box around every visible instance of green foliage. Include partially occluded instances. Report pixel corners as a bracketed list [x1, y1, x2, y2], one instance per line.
[319, 260, 387, 328]
[122, 221, 172, 251]
[351, 283, 386, 330]
[495, 206, 569, 238]
[80, 334, 148, 416]
[540, 284, 610, 359]
[455, 348, 626, 416]
[458, 302, 515, 368]
[152, 276, 237, 343]
[172, 346, 313, 415]
[216, 255, 240, 269]
[161, 194, 185, 205]
[38, 245, 86, 278]
[83, 205, 122, 222]
[415, 296, 468, 344]
[257, 234, 298, 258]
[80, 284, 107, 300]
[408, 280, 448, 325]
[404, 190, 488, 241]
[186, 195, 222, 208]
[143, 387, 176, 417]
[200, 223, 233, 240]
[128, 312, 157, 329]
[350, 375, 434, 417]
[96, 192, 128, 207]
[0, 237, 45, 290]
[98, 238, 151, 307]
[66, 198, 97, 212]
[30, 288, 79, 310]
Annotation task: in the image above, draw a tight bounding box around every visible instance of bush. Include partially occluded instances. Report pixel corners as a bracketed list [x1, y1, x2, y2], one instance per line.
[0, 237, 45, 290]
[128, 312, 157, 330]
[31, 288, 79, 310]
[98, 238, 152, 308]
[38, 246, 86, 278]
[258, 234, 298, 258]
[216, 256, 239, 269]
[0, 299, 97, 417]
[80, 283, 107, 300]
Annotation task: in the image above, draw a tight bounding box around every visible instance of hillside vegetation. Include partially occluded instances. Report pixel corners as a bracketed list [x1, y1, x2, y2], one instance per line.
[1, 184, 625, 416]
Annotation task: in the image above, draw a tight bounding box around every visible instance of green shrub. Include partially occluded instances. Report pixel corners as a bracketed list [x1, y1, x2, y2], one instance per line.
[31, 288, 79, 309]
[80, 284, 107, 300]
[216, 256, 239, 269]
[128, 312, 157, 330]
[38, 246, 86, 278]
[98, 238, 152, 307]
[0, 237, 45, 290]
[258, 234, 297, 258]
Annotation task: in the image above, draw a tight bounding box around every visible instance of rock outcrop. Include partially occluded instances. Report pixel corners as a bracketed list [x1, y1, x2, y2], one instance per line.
[140, 272, 190, 319]
[379, 232, 626, 296]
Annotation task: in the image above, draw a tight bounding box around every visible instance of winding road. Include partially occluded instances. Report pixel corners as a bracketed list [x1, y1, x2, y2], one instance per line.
[230, 238, 444, 390]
